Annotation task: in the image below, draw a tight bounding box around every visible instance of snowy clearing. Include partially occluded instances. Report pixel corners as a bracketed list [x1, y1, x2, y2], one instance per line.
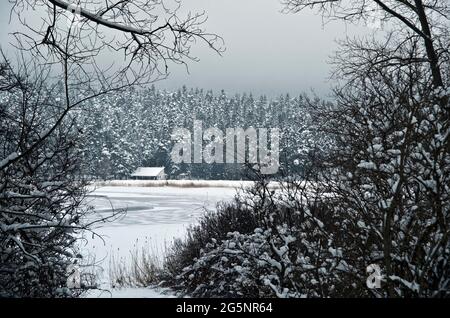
[83, 186, 237, 298]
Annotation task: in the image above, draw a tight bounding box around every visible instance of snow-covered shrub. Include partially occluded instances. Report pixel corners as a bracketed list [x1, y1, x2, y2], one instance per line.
[163, 199, 258, 283]
[0, 60, 100, 297]
[310, 34, 450, 297]
[166, 178, 357, 297]
[176, 228, 303, 298]
[315, 87, 450, 296]
[175, 226, 326, 298]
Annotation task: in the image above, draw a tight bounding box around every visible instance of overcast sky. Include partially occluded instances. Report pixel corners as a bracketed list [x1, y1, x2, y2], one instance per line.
[0, 0, 370, 98]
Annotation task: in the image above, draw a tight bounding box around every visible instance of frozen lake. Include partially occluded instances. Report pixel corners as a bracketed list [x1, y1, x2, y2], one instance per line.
[83, 186, 238, 297]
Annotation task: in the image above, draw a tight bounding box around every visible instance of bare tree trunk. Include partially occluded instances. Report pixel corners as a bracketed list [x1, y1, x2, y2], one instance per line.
[414, 0, 444, 88]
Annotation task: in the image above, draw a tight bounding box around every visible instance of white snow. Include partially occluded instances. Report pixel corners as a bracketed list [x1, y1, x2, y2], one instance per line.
[92, 179, 261, 188]
[357, 161, 377, 170]
[0, 152, 20, 169]
[83, 185, 237, 298]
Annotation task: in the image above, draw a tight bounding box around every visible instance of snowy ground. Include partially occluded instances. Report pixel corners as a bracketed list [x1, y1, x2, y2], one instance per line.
[92, 179, 258, 188]
[82, 186, 238, 298]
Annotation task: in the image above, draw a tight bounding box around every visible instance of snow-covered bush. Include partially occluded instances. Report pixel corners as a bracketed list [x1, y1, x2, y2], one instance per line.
[315, 88, 450, 296]
[175, 226, 327, 298]
[310, 34, 450, 297]
[166, 178, 356, 297]
[176, 228, 303, 298]
[0, 60, 98, 297]
[164, 199, 258, 283]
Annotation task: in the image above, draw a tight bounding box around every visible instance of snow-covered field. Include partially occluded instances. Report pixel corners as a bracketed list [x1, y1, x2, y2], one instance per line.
[92, 179, 257, 188]
[83, 185, 238, 298]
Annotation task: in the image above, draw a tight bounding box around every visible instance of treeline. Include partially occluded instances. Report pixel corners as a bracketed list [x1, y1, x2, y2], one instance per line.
[78, 86, 332, 180]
